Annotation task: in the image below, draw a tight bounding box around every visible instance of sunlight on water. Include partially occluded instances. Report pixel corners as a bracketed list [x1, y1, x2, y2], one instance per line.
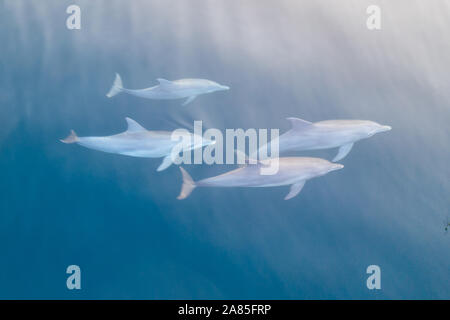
[0, 0, 449, 299]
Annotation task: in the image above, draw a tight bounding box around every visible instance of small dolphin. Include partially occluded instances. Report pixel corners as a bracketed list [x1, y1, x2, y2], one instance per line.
[60, 117, 215, 171]
[106, 73, 230, 105]
[258, 118, 392, 162]
[177, 157, 344, 200]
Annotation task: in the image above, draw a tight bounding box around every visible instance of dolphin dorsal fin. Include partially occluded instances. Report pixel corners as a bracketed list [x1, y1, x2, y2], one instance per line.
[234, 150, 270, 168]
[125, 117, 147, 132]
[235, 150, 258, 167]
[156, 78, 173, 87]
[287, 117, 313, 130]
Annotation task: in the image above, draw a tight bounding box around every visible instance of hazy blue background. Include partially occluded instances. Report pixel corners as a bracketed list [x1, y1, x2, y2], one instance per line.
[0, 0, 449, 299]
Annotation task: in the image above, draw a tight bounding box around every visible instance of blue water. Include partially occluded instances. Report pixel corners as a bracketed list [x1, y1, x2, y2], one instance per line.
[0, 0, 449, 299]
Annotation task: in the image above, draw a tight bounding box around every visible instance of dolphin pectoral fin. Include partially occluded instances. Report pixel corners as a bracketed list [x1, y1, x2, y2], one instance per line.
[284, 181, 306, 200]
[333, 143, 354, 162]
[182, 95, 197, 106]
[157, 155, 173, 172]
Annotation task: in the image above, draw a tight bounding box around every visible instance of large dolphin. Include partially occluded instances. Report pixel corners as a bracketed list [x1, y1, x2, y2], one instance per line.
[257, 118, 392, 162]
[106, 73, 230, 105]
[60, 117, 215, 171]
[177, 157, 344, 200]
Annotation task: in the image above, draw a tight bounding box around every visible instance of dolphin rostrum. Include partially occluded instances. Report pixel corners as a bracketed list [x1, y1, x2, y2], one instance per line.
[177, 157, 344, 200]
[106, 73, 230, 105]
[257, 118, 392, 162]
[60, 117, 215, 171]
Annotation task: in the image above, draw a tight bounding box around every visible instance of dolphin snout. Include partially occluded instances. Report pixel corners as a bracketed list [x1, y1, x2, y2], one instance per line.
[331, 164, 344, 171]
[369, 125, 392, 136]
[219, 85, 230, 91]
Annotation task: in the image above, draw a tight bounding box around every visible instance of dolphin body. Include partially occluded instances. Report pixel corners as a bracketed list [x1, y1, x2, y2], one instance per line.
[60, 117, 214, 171]
[106, 73, 230, 106]
[257, 118, 392, 162]
[177, 157, 344, 200]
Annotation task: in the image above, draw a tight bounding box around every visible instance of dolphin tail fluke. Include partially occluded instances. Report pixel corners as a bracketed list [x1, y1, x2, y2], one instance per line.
[106, 73, 124, 98]
[177, 167, 196, 200]
[60, 130, 79, 144]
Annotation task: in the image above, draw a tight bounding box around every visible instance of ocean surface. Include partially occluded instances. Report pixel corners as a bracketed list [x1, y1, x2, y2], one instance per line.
[0, 0, 449, 299]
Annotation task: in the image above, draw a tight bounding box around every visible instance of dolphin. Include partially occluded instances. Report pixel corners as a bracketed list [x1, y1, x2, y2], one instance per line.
[60, 117, 215, 171]
[177, 157, 344, 200]
[257, 118, 392, 162]
[106, 73, 230, 105]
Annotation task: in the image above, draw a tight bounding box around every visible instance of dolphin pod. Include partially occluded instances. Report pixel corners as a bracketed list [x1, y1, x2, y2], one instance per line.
[60, 117, 215, 171]
[61, 72, 392, 200]
[177, 157, 344, 200]
[257, 118, 392, 162]
[106, 73, 230, 106]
